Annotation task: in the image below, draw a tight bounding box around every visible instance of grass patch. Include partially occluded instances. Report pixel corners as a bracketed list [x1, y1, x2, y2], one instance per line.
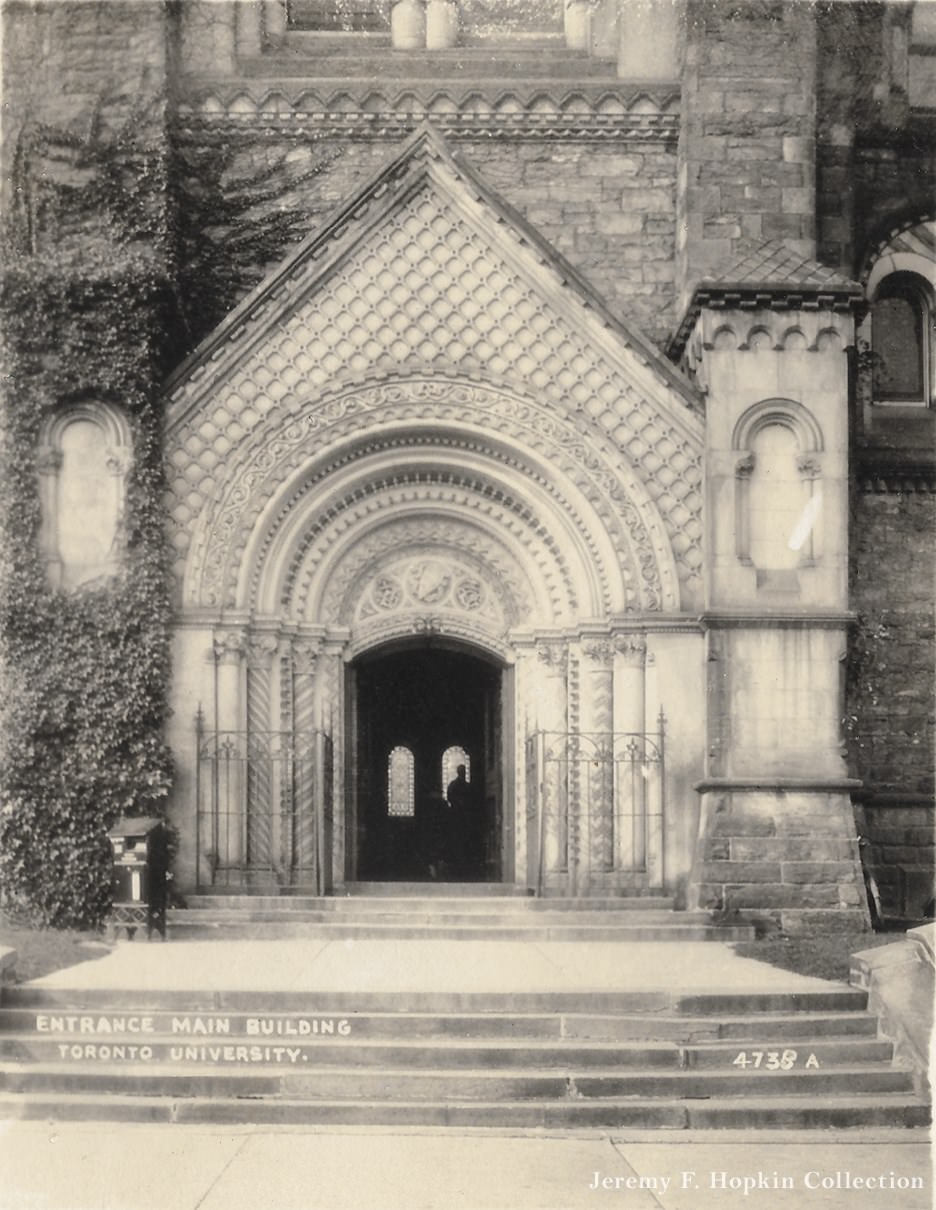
[0, 914, 111, 983]
[734, 929, 899, 983]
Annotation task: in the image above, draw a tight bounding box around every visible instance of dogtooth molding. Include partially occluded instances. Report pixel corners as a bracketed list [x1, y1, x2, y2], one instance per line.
[175, 83, 681, 143]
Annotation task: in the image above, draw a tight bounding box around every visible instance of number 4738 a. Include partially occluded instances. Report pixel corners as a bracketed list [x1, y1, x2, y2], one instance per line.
[732, 1050, 820, 1069]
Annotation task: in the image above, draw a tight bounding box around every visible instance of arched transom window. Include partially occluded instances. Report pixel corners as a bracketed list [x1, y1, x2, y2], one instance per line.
[442, 746, 470, 793]
[387, 746, 415, 817]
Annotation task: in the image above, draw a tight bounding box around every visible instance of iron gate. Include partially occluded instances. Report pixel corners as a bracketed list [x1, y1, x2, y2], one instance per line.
[195, 716, 333, 892]
[525, 717, 665, 895]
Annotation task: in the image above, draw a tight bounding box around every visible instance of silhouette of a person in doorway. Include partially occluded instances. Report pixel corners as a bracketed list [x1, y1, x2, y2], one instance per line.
[446, 764, 471, 876]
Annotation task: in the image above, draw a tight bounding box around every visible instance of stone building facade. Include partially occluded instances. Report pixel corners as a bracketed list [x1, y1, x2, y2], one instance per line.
[2, 0, 933, 930]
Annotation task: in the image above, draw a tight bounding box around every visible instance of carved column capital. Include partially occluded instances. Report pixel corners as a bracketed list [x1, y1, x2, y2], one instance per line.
[582, 640, 614, 665]
[104, 446, 133, 476]
[536, 641, 568, 671]
[36, 445, 63, 475]
[735, 452, 756, 479]
[613, 635, 647, 665]
[213, 629, 248, 664]
[797, 453, 822, 479]
[246, 634, 279, 669]
[293, 639, 322, 675]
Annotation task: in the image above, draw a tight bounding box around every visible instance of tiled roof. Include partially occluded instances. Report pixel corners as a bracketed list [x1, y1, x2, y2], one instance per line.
[709, 240, 861, 292]
[668, 240, 864, 358]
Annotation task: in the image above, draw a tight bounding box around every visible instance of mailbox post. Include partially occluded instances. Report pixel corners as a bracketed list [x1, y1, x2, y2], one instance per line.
[107, 817, 171, 941]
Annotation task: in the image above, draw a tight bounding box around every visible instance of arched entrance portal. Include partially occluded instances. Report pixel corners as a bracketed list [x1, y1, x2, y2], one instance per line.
[348, 643, 505, 883]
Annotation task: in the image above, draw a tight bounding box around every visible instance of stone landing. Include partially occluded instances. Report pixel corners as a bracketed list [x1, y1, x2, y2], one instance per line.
[0, 927, 929, 1130]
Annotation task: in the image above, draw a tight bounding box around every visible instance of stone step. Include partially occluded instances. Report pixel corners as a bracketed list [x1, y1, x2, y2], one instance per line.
[0, 1034, 894, 1069]
[0, 1061, 915, 1101]
[184, 893, 675, 910]
[163, 918, 755, 942]
[343, 882, 537, 896]
[3, 987, 869, 1014]
[0, 1007, 880, 1042]
[1, 1090, 927, 1129]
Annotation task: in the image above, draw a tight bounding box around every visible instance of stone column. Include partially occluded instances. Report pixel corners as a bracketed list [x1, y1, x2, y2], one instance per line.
[292, 639, 323, 889]
[565, 0, 596, 51]
[579, 640, 615, 887]
[616, 0, 677, 78]
[391, 0, 425, 49]
[531, 641, 570, 889]
[318, 642, 345, 889]
[263, 0, 287, 45]
[612, 635, 647, 872]
[246, 635, 279, 876]
[425, 0, 457, 49]
[35, 445, 63, 586]
[211, 628, 248, 874]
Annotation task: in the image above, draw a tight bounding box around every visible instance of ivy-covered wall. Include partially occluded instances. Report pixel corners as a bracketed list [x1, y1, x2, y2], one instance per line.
[0, 0, 175, 927]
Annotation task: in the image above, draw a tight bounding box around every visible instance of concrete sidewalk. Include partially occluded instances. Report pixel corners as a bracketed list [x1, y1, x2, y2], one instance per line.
[29, 937, 841, 995]
[0, 1122, 930, 1210]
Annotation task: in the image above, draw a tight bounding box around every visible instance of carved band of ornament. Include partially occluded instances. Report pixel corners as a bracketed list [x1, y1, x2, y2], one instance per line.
[104, 447, 133, 476]
[797, 453, 822, 479]
[735, 453, 756, 479]
[412, 616, 443, 636]
[176, 115, 679, 144]
[213, 629, 248, 662]
[35, 446, 64, 474]
[292, 640, 323, 674]
[246, 635, 279, 668]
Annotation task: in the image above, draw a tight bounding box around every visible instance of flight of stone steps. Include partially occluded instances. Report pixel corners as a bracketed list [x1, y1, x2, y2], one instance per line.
[165, 886, 756, 942]
[0, 983, 929, 1128]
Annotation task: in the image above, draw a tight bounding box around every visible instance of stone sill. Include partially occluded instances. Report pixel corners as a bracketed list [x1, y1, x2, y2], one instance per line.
[700, 610, 856, 629]
[852, 791, 936, 808]
[695, 778, 863, 794]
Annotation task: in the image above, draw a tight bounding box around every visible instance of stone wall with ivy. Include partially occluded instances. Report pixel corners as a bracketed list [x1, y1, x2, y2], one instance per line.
[0, 0, 175, 927]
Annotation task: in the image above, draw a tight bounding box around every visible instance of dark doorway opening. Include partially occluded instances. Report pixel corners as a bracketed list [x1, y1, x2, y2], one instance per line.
[349, 644, 503, 882]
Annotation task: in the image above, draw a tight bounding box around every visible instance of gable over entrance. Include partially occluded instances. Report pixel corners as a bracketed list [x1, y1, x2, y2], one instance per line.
[165, 127, 707, 896]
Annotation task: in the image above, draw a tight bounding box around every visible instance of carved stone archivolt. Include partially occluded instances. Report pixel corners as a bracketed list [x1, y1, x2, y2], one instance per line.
[175, 377, 685, 620]
[168, 165, 702, 615]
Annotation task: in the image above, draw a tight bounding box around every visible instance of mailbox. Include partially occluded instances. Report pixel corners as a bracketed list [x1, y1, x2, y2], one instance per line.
[107, 817, 171, 940]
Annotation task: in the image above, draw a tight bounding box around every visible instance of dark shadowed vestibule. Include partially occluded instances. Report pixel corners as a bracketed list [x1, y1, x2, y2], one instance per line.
[347, 643, 505, 883]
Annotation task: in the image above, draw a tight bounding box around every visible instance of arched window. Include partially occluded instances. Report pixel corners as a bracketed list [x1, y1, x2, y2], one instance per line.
[871, 272, 930, 404]
[37, 401, 132, 589]
[387, 746, 415, 817]
[441, 746, 470, 792]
